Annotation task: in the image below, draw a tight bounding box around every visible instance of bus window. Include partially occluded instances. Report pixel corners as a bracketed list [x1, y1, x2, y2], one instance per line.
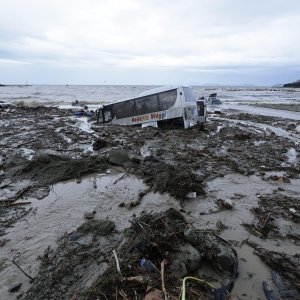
[112, 100, 135, 119]
[135, 95, 159, 115]
[183, 87, 196, 102]
[158, 89, 177, 110]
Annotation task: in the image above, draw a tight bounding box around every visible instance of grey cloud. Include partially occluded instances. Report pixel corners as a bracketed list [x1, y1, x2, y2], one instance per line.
[0, 0, 300, 84]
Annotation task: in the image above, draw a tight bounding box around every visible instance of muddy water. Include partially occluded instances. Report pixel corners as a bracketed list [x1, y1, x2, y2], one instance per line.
[184, 173, 300, 299]
[0, 172, 180, 299]
[213, 116, 300, 143]
[222, 103, 300, 120]
[1, 170, 299, 299]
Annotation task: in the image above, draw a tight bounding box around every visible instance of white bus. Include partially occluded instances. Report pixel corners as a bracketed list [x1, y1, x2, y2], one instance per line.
[96, 86, 206, 129]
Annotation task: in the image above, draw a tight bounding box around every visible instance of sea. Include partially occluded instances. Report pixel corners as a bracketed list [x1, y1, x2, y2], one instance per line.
[1, 85, 300, 110]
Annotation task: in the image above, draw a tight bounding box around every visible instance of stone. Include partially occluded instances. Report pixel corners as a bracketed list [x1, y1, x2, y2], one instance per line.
[8, 283, 22, 293]
[144, 289, 164, 300]
[215, 244, 236, 273]
[109, 149, 133, 168]
[169, 259, 187, 279]
[183, 227, 198, 244]
[172, 243, 202, 272]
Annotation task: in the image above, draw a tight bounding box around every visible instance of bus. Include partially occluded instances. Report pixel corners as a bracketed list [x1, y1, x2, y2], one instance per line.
[96, 86, 207, 129]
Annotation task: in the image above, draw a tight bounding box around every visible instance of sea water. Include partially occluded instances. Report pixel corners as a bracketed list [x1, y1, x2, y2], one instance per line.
[1, 85, 300, 108]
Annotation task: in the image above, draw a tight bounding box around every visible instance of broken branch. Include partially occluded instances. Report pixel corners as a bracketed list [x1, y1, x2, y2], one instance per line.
[12, 260, 34, 281]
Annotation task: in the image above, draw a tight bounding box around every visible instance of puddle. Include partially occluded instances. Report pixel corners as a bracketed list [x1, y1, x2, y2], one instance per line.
[223, 104, 300, 120]
[213, 116, 300, 143]
[231, 244, 271, 299]
[0, 172, 180, 299]
[1, 168, 299, 299]
[183, 173, 300, 300]
[185, 174, 276, 239]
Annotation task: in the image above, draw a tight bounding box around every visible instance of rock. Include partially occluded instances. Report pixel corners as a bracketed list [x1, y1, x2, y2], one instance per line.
[169, 258, 187, 279]
[109, 149, 135, 168]
[172, 243, 202, 272]
[77, 219, 115, 236]
[144, 289, 164, 300]
[68, 232, 83, 241]
[8, 282, 22, 293]
[4, 152, 27, 168]
[184, 228, 198, 244]
[92, 139, 107, 150]
[84, 212, 95, 220]
[215, 244, 236, 273]
[216, 198, 234, 209]
[0, 238, 9, 247]
[27, 188, 49, 200]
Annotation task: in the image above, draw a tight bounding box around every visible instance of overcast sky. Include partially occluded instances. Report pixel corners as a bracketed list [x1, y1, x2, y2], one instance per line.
[0, 0, 299, 85]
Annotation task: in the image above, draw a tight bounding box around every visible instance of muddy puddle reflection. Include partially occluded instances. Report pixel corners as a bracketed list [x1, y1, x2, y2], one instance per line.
[0, 171, 180, 299]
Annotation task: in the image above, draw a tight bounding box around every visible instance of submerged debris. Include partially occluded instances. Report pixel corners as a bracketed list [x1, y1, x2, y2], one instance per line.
[263, 271, 299, 300]
[243, 193, 300, 239]
[77, 219, 115, 236]
[83, 208, 238, 299]
[255, 248, 300, 293]
[142, 161, 205, 199]
[1, 105, 300, 299]
[24, 209, 238, 299]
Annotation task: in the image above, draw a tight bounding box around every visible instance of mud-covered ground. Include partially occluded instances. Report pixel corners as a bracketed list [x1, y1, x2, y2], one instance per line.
[0, 106, 299, 299]
[252, 103, 300, 113]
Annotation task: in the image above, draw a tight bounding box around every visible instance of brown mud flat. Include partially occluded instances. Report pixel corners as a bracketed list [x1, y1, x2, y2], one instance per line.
[0, 106, 300, 299]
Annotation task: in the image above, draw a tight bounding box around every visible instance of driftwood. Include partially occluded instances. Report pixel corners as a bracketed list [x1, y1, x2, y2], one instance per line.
[12, 260, 34, 281]
[113, 172, 128, 185]
[161, 259, 168, 300]
[17, 138, 39, 148]
[6, 201, 31, 207]
[260, 212, 271, 231]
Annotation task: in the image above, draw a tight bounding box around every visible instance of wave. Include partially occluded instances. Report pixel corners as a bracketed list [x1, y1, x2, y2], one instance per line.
[2, 96, 32, 100]
[13, 99, 109, 108]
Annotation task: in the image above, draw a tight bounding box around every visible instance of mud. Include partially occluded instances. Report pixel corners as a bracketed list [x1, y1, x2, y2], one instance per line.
[252, 103, 300, 113]
[0, 104, 300, 299]
[243, 193, 300, 240]
[24, 209, 238, 300]
[224, 111, 300, 133]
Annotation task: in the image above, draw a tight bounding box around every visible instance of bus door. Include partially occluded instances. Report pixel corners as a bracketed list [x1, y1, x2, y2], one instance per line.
[96, 107, 112, 123]
[182, 87, 198, 122]
[196, 99, 206, 116]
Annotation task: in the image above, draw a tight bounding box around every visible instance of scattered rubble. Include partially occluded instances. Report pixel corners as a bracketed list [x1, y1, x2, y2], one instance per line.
[255, 248, 300, 293]
[0, 105, 300, 298]
[25, 209, 238, 299]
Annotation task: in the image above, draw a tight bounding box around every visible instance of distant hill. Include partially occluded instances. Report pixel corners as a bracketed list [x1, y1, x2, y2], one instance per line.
[283, 80, 300, 88]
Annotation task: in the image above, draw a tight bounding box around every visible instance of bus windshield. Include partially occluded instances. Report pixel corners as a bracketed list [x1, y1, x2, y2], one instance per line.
[183, 87, 196, 102]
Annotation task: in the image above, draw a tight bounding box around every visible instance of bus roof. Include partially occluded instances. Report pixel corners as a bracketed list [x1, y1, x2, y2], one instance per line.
[138, 85, 188, 97]
[103, 85, 192, 107]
